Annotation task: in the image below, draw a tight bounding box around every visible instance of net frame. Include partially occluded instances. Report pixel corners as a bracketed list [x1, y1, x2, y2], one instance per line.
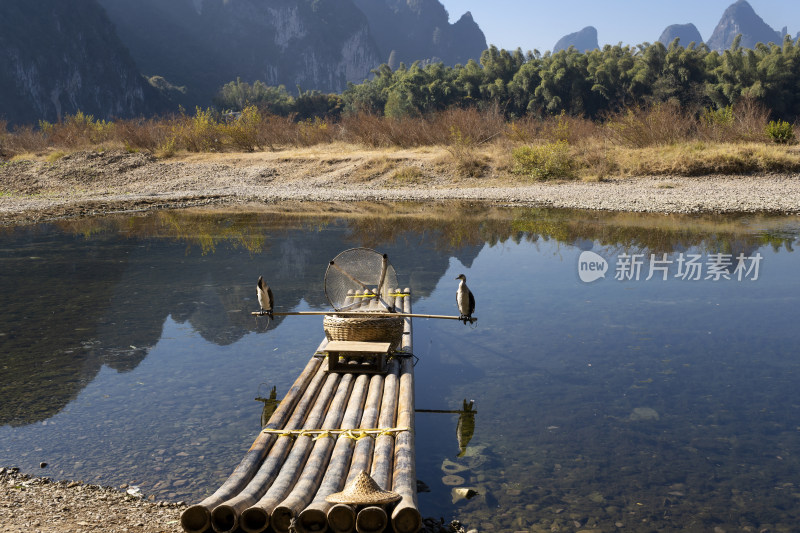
[324, 248, 398, 311]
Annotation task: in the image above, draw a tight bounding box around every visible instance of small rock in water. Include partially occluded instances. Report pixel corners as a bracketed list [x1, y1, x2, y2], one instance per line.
[451, 487, 479, 503]
[39, 462, 48, 468]
[442, 474, 465, 486]
[628, 407, 660, 421]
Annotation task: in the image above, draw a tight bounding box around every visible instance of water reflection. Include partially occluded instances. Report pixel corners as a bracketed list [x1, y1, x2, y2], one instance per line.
[1, 204, 800, 532]
[255, 384, 279, 428]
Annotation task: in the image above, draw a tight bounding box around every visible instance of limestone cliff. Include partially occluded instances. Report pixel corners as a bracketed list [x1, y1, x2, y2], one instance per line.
[97, 0, 383, 107]
[659, 23, 704, 48]
[707, 0, 781, 51]
[553, 26, 599, 53]
[351, 0, 487, 66]
[0, 0, 160, 125]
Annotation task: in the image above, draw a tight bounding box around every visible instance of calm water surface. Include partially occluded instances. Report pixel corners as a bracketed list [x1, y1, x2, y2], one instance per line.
[1, 205, 800, 532]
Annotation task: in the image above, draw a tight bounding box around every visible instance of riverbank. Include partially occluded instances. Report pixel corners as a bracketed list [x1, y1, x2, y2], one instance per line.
[0, 468, 465, 533]
[2, 147, 800, 226]
[0, 467, 184, 533]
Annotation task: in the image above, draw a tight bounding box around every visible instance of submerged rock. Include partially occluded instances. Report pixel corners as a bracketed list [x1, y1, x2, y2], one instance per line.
[628, 407, 660, 421]
[451, 487, 479, 503]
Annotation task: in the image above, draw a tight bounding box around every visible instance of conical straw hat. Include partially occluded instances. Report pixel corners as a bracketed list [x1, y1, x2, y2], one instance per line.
[325, 470, 401, 505]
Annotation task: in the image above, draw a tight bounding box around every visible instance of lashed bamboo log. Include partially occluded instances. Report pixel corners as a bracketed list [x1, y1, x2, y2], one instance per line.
[207, 351, 331, 533]
[270, 372, 362, 533]
[391, 289, 421, 533]
[239, 370, 347, 533]
[181, 351, 325, 533]
[295, 372, 369, 533]
[327, 504, 356, 533]
[369, 292, 403, 488]
[356, 506, 388, 533]
[326, 373, 385, 532]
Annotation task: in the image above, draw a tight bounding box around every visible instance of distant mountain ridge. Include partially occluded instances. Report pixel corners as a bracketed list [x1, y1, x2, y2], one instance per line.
[553, 26, 599, 53]
[1, 0, 486, 125]
[553, 0, 793, 53]
[98, 0, 486, 108]
[706, 0, 782, 50]
[351, 0, 486, 67]
[658, 23, 704, 48]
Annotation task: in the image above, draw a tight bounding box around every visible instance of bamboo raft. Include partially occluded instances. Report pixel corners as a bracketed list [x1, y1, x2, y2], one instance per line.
[181, 288, 420, 533]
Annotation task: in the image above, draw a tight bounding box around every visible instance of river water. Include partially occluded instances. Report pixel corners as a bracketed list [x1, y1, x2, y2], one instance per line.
[1, 204, 799, 532]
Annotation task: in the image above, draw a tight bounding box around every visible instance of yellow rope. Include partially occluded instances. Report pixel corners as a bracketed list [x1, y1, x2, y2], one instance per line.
[262, 427, 410, 438]
[312, 431, 333, 440]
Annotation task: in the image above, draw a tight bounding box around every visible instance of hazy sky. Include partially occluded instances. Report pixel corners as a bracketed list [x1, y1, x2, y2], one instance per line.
[438, 0, 800, 54]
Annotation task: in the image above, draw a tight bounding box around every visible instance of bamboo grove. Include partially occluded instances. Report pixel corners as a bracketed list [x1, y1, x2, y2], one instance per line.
[216, 36, 800, 121]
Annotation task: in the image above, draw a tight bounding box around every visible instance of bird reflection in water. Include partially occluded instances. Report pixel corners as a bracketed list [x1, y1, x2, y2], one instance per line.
[255, 384, 279, 428]
[457, 399, 476, 457]
[418, 399, 477, 457]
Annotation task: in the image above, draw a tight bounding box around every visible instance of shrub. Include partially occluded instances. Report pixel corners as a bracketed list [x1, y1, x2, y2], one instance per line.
[766, 120, 795, 144]
[698, 105, 736, 142]
[445, 125, 489, 178]
[113, 118, 170, 152]
[605, 103, 692, 147]
[225, 105, 262, 151]
[512, 141, 575, 180]
[295, 117, 333, 146]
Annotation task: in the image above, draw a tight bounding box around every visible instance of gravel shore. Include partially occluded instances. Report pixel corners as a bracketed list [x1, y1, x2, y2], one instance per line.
[0, 467, 185, 533]
[1, 468, 463, 533]
[2, 148, 800, 225]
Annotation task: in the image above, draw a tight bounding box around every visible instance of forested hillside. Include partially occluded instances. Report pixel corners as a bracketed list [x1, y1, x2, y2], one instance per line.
[218, 38, 800, 122]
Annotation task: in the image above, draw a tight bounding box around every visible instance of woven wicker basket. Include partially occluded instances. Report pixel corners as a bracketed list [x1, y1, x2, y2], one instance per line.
[323, 314, 403, 349]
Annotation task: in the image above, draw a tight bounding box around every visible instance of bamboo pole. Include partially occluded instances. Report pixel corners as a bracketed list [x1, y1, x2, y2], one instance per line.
[369, 291, 403, 489]
[251, 310, 475, 322]
[207, 357, 332, 533]
[350, 292, 403, 533]
[271, 372, 363, 533]
[295, 372, 369, 533]
[356, 506, 388, 533]
[391, 289, 422, 533]
[326, 372, 385, 532]
[181, 352, 324, 533]
[239, 370, 348, 533]
[327, 504, 356, 533]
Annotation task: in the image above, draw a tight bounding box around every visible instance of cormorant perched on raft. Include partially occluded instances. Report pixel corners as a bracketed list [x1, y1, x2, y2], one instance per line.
[257, 276, 274, 318]
[455, 274, 475, 325]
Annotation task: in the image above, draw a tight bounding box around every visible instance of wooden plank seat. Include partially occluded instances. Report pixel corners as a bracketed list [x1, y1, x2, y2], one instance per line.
[325, 340, 392, 374]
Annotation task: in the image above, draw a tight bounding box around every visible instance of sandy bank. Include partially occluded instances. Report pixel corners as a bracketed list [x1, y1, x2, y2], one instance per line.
[2, 148, 800, 225]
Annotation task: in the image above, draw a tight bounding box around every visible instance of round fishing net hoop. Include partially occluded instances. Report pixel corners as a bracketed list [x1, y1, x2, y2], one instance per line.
[324, 248, 398, 311]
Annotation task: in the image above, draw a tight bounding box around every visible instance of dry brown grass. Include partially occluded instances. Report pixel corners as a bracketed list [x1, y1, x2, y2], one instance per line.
[387, 165, 426, 185]
[3, 105, 799, 181]
[350, 156, 400, 182]
[611, 142, 800, 176]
